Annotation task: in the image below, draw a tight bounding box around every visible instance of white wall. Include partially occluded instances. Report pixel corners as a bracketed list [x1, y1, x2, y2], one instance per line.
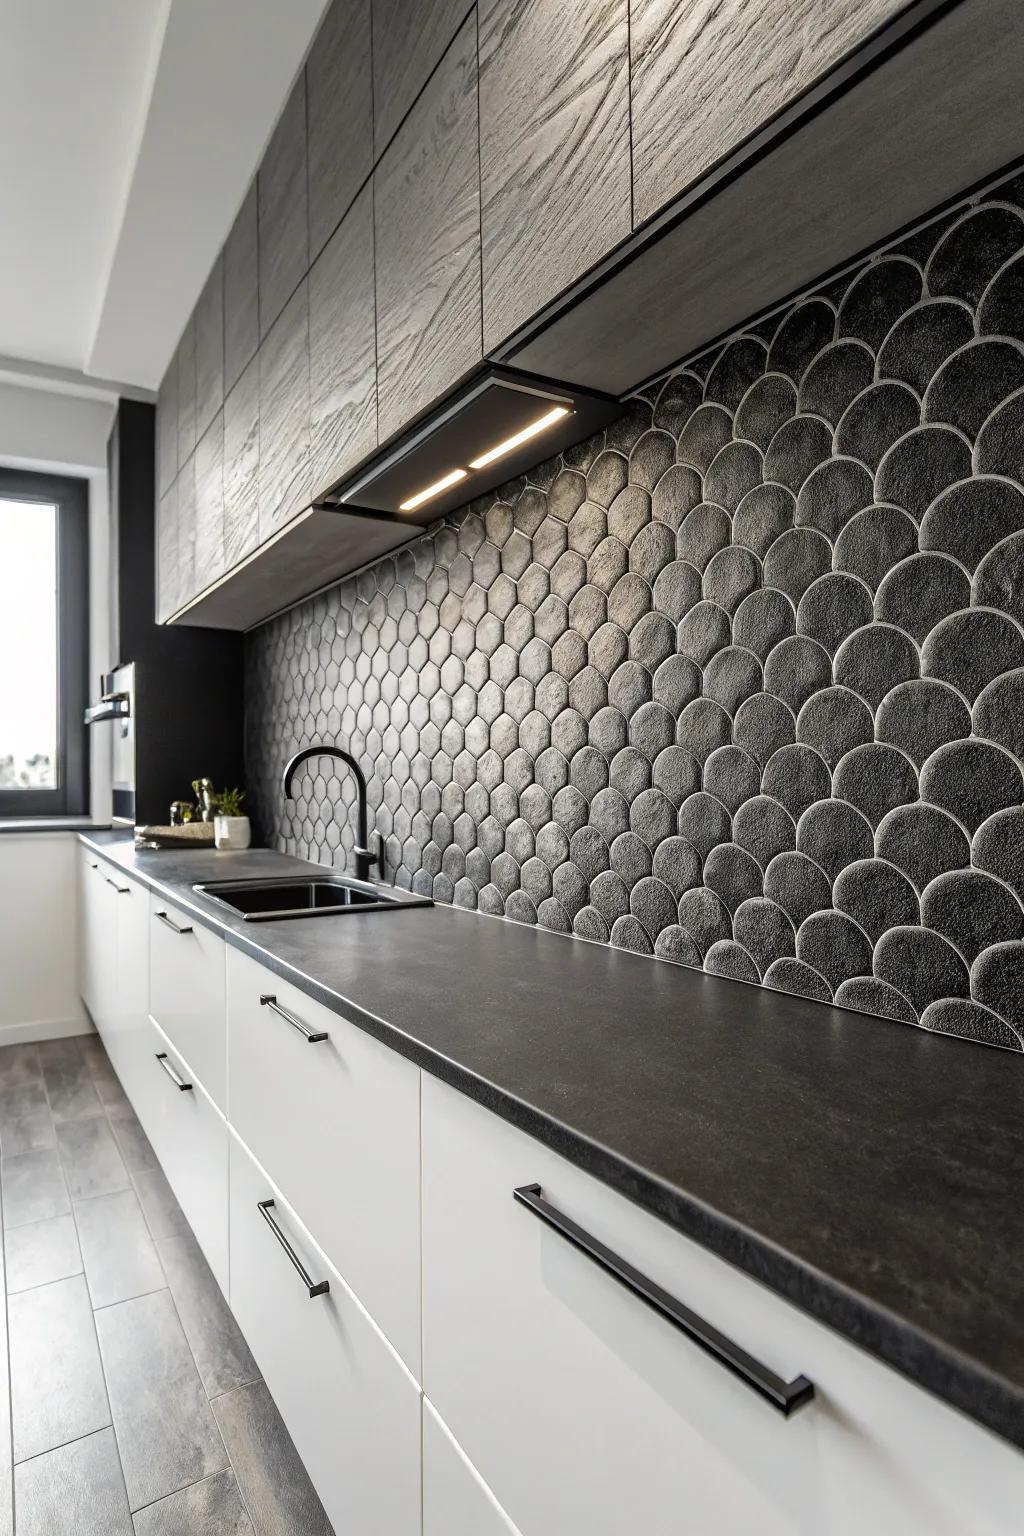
[0, 834, 88, 1041]
[0, 378, 117, 820]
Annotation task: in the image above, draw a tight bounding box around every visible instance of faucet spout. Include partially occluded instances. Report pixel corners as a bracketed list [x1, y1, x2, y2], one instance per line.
[282, 743, 382, 882]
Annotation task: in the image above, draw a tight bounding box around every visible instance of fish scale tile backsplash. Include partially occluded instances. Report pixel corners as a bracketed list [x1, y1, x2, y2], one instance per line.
[246, 166, 1024, 1054]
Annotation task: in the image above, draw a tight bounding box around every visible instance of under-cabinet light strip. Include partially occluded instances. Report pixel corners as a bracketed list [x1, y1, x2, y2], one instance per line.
[398, 467, 468, 512]
[396, 405, 573, 513]
[467, 405, 570, 469]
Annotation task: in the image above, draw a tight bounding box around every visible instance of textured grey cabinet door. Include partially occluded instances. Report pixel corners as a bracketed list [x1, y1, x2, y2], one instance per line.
[259, 282, 311, 542]
[309, 183, 377, 501]
[156, 359, 178, 497]
[374, 13, 481, 442]
[195, 256, 224, 441]
[307, 0, 373, 263]
[156, 481, 178, 624]
[223, 356, 260, 570]
[630, 0, 907, 226]
[372, 0, 472, 153]
[224, 182, 258, 393]
[176, 317, 197, 471]
[479, 0, 630, 351]
[174, 454, 197, 617]
[194, 412, 225, 594]
[259, 76, 308, 340]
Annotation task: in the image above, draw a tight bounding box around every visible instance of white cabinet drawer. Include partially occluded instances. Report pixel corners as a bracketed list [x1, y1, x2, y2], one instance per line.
[226, 947, 421, 1374]
[228, 1131, 421, 1534]
[107, 874, 150, 1104]
[143, 1020, 228, 1292]
[422, 1075, 1023, 1536]
[79, 849, 116, 1029]
[423, 1400, 520, 1536]
[148, 893, 226, 1108]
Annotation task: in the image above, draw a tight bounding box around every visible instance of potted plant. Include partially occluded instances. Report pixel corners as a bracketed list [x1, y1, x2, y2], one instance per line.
[213, 786, 251, 851]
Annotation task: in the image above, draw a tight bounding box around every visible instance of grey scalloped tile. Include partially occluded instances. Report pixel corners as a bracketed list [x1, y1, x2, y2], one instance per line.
[834, 977, 918, 1024]
[796, 686, 873, 768]
[874, 926, 970, 1015]
[244, 170, 1024, 1057]
[733, 795, 796, 869]
[876, 299, 974, 395]
[875, 423, 972, 519]
[734, 373, 796, 449]
[762, 956, 833, 1002]
[677, 403, 733, 473]
[834, 858, 920, 944]
[798, 340, 874, 426]
[838, 257, 923, 350]
[762, 850, 832, 927]
[978, 252, 1024, 344]
[920, 997, 1021, 1050]
[833, 505, 918, 593]
[767, 299, 835, 382]
[875, 678, 971, 767]
[926, 205, 1024, 306]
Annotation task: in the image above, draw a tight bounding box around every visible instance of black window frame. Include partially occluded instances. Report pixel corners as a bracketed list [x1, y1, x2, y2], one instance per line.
[0, 468, 89, 818]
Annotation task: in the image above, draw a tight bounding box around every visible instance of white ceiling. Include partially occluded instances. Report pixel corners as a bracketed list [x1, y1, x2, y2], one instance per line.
[0, 0, 328, 393]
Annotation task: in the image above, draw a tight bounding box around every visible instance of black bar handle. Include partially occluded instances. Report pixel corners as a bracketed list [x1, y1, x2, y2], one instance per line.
[105, 876, 130, 894]
[155, 1052, 193, 1091]
[259, 994, 329, 1043]
[257, 1199, 330, 1298]
[155, 909, 193, 935]
[513, 1183, 814, 1417]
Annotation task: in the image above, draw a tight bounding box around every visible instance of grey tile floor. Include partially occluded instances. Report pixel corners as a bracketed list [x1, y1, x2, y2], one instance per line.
[0, 1035, 335, 1535]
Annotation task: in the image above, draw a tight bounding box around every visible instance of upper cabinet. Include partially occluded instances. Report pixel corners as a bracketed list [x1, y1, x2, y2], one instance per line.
[478, 0, 630, 352]
[629, 0, 908, 226]
[309, 183, 377, 501]
[307, 0, 373, 263]
[374, 12, 481, 442]
[258, 281, 311, 543]
[258, 75, 309, 340]
[175, 315, 196, 471]
[194, 254, 224, 442]
[155, 0, 951, 630]
[156, 358, 177, 497]
[224, 183, 259, 394]
[372, 0, 472, 154]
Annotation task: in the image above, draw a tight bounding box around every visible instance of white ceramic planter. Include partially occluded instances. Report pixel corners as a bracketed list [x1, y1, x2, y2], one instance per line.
[214, 815, 252, 851]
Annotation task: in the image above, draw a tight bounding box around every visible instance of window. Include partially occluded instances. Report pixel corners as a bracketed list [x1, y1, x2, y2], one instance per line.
[0, 469, 89, 818]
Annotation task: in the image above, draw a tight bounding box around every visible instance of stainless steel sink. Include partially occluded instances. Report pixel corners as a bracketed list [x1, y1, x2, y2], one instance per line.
[192, 875, 431, 922]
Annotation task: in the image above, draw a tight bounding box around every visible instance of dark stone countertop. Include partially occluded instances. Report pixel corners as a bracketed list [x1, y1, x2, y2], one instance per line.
[80, 830, 1024, 1454]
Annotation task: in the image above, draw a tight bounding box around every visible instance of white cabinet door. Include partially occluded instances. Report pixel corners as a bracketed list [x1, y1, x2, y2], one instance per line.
[226, 947, 421, 1374]
[423, 1400, 520, 1536]
[106, 875, 150, 1103]
[78, 851, 116, 1033]
[148, 893, 226, 1108]
[228, 1131, 421, 1535]
[422, 1075, 1024, 1536]
[143, 1019, 228, 1292]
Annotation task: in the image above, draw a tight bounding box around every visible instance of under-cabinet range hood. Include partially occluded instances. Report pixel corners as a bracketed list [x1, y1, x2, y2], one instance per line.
[323, 367, 620, 525]
[172, 366, 620, 631]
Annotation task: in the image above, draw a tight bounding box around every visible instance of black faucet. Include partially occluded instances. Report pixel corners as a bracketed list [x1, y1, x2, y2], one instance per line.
[282, 744, 384, 883]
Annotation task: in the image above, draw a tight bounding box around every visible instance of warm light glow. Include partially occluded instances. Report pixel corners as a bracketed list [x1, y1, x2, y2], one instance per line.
[468, 405, 570, 470]
[399, 468, 468, 512]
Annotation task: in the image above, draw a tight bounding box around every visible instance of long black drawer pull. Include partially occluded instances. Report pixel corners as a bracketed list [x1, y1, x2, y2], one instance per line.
[513, 1183, 814, 1416]
[258, 1199, 330, 1298]
[105, 876, 130, 893]
[259, 994, 328, 1043]
[155, 1052, 193, 1091]
[155, 909, 193, 935]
